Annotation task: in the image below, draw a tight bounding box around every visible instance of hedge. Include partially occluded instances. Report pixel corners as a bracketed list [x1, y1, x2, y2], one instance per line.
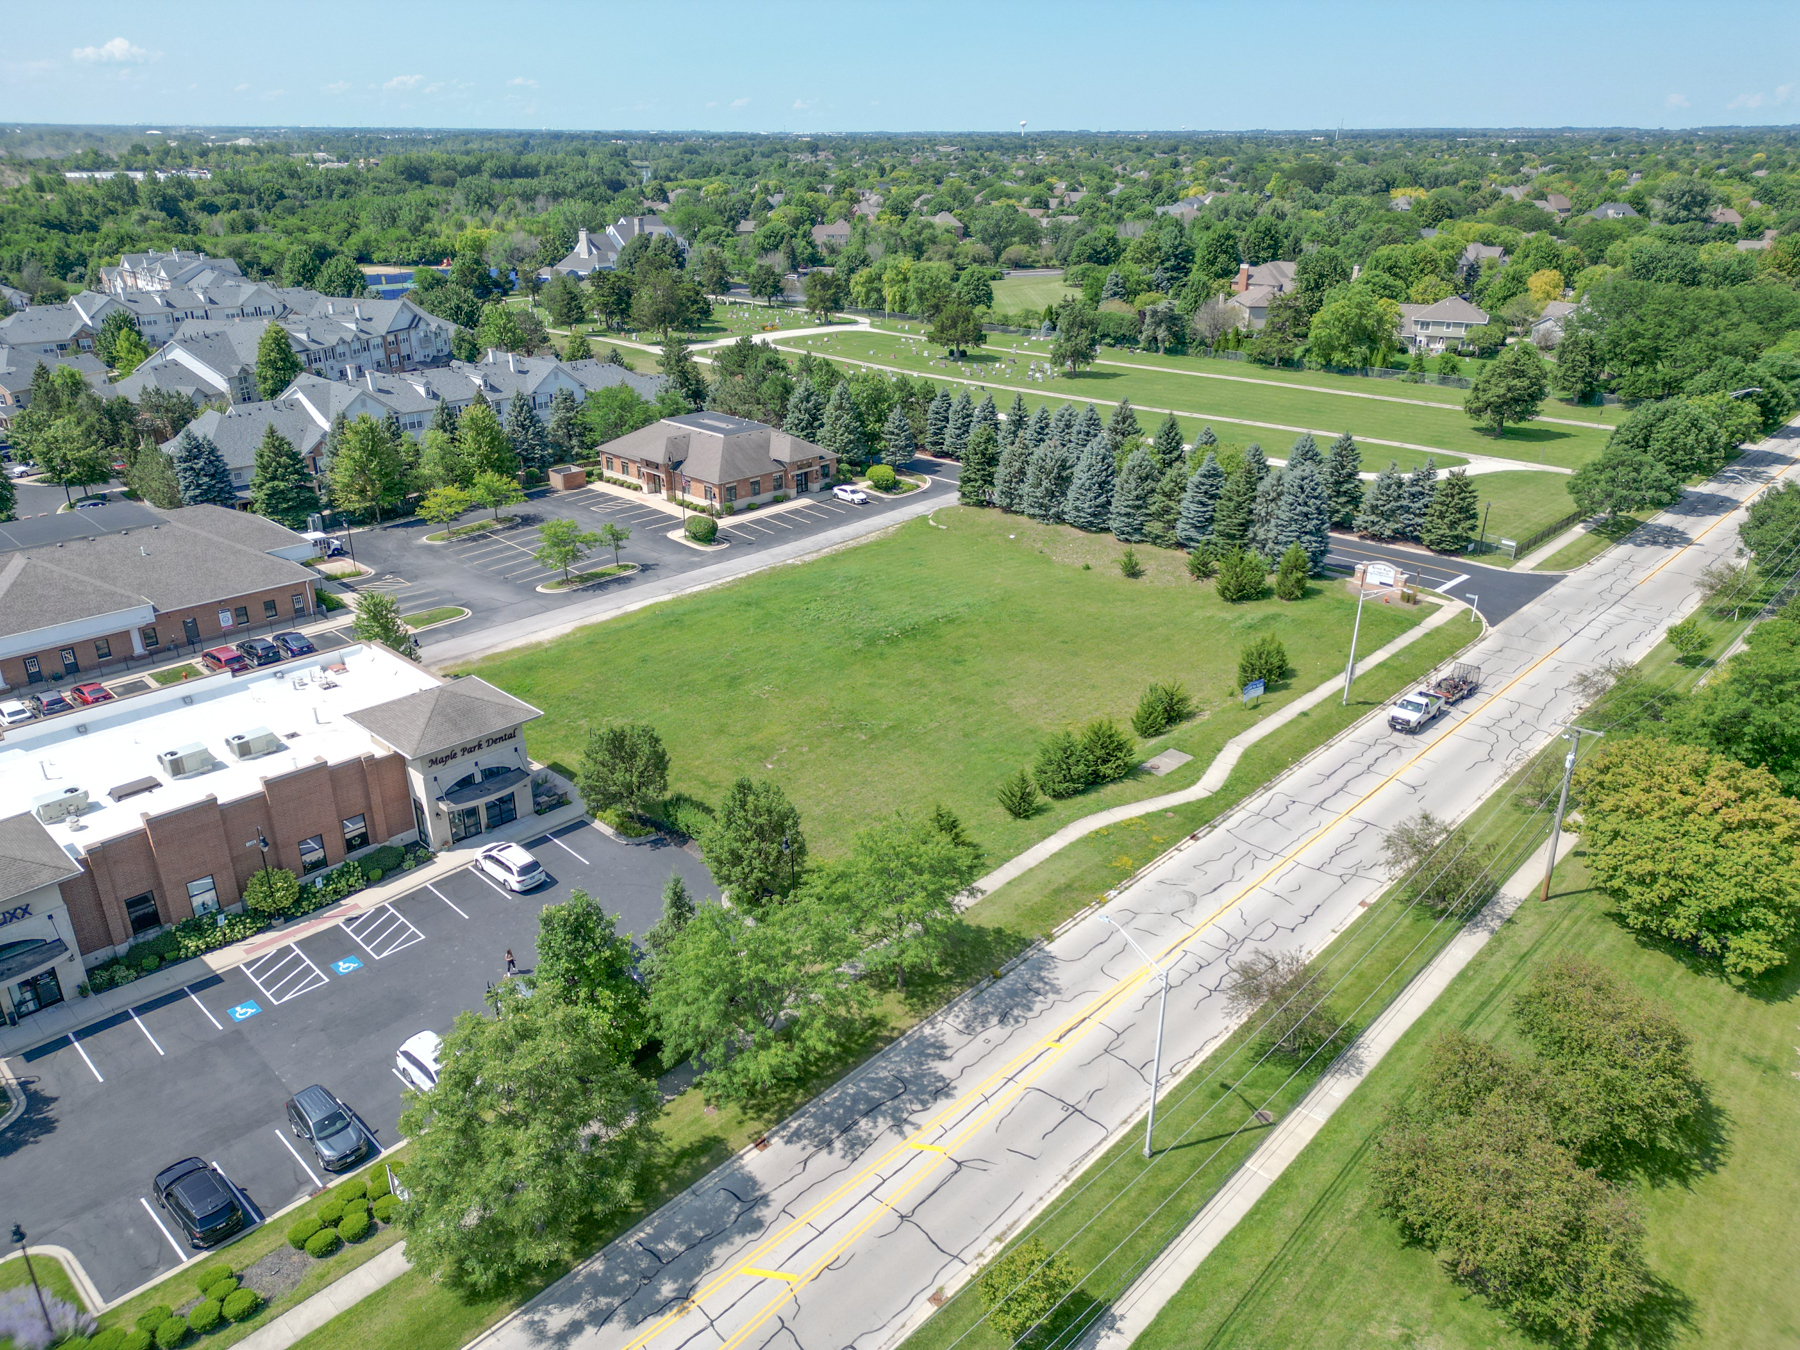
[304, 1228, 343, 1259]
[372, 1193, 399, 1223]
[315, 1200, 346, 1227]
[338, 1209, 372, 1243]
[90, 1331, 129, 1350]
[135, 1308, 172, 1334]
[203, 1277, 238, 1303]
[187, 1299, 221, 1334]
[287, 1216, 322, 1250]
[221, 1288, 262, 1321]
[119, 1332, 152, 1350]
[154, 1316, 190, 1349]
[366, 1168, 391, 1200]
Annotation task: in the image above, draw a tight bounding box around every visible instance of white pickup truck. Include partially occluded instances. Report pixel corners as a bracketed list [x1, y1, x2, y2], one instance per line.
[1388, 664, 1481, 733]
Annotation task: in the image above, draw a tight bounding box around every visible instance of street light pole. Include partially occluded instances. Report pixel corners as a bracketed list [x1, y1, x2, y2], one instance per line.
[1341, 581, 1370, 705]
[1540, 727, 1600, 903]
[1100, 915, 1169, 1159]
[11, 1224, 54, 1341]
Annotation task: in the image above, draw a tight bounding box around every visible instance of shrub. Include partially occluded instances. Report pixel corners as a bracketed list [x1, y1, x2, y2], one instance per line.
[1185, 545, 1218, 581]
[995, 768, 1042, 820]
[304, 1228, 343, 1259]
[1237, 634, 1291, 688]
[186, 1300, 221, 1335]
[90, 1331, 128, 1350]
[1033, 731, 1093, 799]
[120, 1333, 153, 1350]
[1131, 681, 1194, 738]
[365, 844, 405, 874]
[1079, 719, 1138, 783]
[372, 1193, 399, 1223]
[220, 1289, 262, 1322]
[338, 1209, 373, 1243]
[655, 793, 715, 842]
[1118, 546, 1145, 578]
[155, 1317, 190, 1349]
[1274, 542, 1309, 601]
[286, 1216, 322, 1250]
[202, 1276, 237, 1302]
[867, 463, 898, 490]
[244, 866, 301, 917]
[336, 1175, 368, 1201]
[366, 1167, 392, 1200]
[135, 1309, 173, 1335]
[1214, 549, 1267, 602]
[684, 515, 717, 543]
[362, 865, 384, 884]
[315, 1200, 346, 1227]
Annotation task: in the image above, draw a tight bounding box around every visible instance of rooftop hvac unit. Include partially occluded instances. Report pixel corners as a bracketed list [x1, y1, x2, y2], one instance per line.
[225, 727, 284, 760]
[156, 743, 215, 779]
[33, 786, 89, 824]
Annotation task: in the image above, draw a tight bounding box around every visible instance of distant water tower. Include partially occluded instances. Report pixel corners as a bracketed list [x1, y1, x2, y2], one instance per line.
[1020, 121, 1027, 137]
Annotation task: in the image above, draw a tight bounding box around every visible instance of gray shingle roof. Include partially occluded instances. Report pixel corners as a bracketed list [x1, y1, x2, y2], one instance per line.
[165, 400, 329, 472]
[600, 412, 831, 483]
[347, 676, 541, 760]
[0, 811, 83, 903]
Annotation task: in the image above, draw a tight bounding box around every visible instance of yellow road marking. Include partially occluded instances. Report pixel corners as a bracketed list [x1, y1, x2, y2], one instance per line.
[740, 1267, 799, 1283]
[1639, 481, 1771, 585]
[908, 1142, 947, 1153]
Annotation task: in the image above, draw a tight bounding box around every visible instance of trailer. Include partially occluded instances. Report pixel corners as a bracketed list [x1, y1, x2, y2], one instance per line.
[1388, 664, 1481, 733]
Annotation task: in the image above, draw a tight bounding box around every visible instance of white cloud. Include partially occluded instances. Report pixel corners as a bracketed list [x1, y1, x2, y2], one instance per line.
[72, 37, 158, 63]
[1779, 82, 1795, 103]
[731, 97, 751, 108]
[1728, 91, 1766, 109]
[792, 98, 813, 110]
[382, 73, 424, 91]
[234, 83, 251, 93]
[507, 76, 537, 88]
[263, 89, 284, 100]
[1665, 92, 1689, 109]
[324, 80, 350, 95]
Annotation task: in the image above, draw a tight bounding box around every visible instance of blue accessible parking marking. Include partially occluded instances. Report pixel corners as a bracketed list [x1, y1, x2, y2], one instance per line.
[330, 956, 363, 976]
[227, 1000, 262, 1022]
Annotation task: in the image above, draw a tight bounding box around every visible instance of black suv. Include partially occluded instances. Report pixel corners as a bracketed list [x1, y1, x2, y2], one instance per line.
[236, 637, 283, 666]
[285, 1084, 370, 1171]
[152, 1158, 246, 1247]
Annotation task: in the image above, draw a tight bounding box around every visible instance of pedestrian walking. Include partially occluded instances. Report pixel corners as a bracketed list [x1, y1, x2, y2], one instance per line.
[505, 949, 517, 977]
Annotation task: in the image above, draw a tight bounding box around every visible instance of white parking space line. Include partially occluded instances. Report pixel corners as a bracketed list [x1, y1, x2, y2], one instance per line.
[67, 1034, 104, 1082]
[469, 866, 512, 897]
[426, 882, 469, 918]
[211, 1161, 255, 1221]
[341, 903, 426, 959]
[129, 1008, 165, 1056]
[139, 1196, 188, 1261]
[546, 834, 588, 865]
[185, 987, 223, 1029]
[242, 945, 330, 1004]
[274, 1127, 325, 1189]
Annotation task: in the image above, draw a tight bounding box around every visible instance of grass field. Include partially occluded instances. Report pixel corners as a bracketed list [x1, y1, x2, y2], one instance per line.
[403, 605, 469, 628]
[775, 330, 1609, 471]
[465, 508, 1431, 862]
[1461, 469, 1578, 552]
[990, 272, 1080, 311]
[1536, 514, 1641, 572]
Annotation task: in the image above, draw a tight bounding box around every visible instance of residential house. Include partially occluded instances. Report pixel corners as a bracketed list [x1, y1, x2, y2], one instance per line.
[1226, 260, 1298, 330]
[810, 220, 852, 248]
[1588, 202, 1640, 220]
[1459, 242, 1508, 279]
[930, 211, 965, 238]
[114, 323, 265, 406]
[0, 351, 108, 430]
[542, 216, 685, 279]
[1530, 300, 1575, 348]
[1709, 205, 1744, 227]
[100, 250, 245, 297]
[595, 411, 836, 508]
[1736, 230, 1780, 252]
[161, 398, 332, 494]
[1533, 192, 1572, 219]
[0, 294, 113, 360]
[1397, 296, 1489, 352]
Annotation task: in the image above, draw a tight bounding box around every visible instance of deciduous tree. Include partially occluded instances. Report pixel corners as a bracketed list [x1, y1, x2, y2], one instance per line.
[328, 416, 407, 522]
[255, 322, 302, 399]
[532, 889, 648, 1057]
[578, 723, 669, 820]
[1464, 340, 1549, 434]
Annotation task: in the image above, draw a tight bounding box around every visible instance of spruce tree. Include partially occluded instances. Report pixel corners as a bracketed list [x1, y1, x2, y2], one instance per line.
[1176, 451, 1226, 548]
[783, 379, 824, 442]
[1110, 447, 1161, 542]
[971, 394, 999, 444]
[1212, 464, 1258, 550]
[250, 425, 319, 527]
[881, 402, 916, 468]
[818, 382, 866, 464]
[1022, 441, 1077, 523]
[1004, 392, 1030, 446]
[1147, 461, 1187, 549]
[1026, 404, 1053, 449]
[171, 430, 237, 506]
[1354, 462, 1408, 538]
[1241, 440, 1270, 490]
[1151, 413, 1185, 472]
[1102, 268, 1128, 301]
[1047, 403, 1076, 448]
[1064, 436, 1118, 531]
[1324, 431, 1365, 528]
[1420, 468, 1479, 552]
[1286, 432, 1322, 471]
[1193, 424, 1218, 452]
[993, 441, 1033, 513]
[1400, 456, 1439, 541]
[1275, 542, 1311, 601]
[1108, 397, 1143, 449]
[381, 407, 405, 451]
[1250, 467, 1287, 558]
[1074, 402, 1104, 449]
[960, 425, 1000, 506]
[924, 388, 952, 454]
[506, 397, 553, 477]
[1276, 463, 1332, 570]
[547, 386, 581, 459]
[945, 390, 974, 458]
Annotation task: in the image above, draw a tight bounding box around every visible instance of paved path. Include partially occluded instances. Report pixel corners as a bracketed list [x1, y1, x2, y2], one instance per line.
[453, 430, 1797, 1350]
[233, 1244, 411, 1350]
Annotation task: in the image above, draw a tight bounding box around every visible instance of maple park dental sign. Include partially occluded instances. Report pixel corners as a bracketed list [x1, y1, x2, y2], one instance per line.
[424, 729, 519, 770]
[0, 904, 33, 928]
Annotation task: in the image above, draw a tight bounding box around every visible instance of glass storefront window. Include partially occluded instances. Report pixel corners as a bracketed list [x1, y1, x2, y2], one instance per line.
[298, 834, 326, 873]
[484, 794, 517, 830]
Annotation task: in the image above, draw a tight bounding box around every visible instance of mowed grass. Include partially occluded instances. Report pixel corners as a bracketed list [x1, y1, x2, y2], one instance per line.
[783, 329, 1610, 470]
[1537, 514, 1642, 572]
[1134, 848, 1800, 1350]
[1463, 469, 1579, 551]
[989, 272, 1080, 311]
[0, 1248, 87, 1313]
[465, 508, 1429, 861]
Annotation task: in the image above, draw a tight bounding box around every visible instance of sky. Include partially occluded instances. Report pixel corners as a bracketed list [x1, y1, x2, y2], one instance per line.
[4, 1, 1800, 136]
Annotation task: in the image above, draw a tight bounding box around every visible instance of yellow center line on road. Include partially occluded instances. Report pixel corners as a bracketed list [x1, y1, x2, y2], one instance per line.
[1638, 480, 1773, 586]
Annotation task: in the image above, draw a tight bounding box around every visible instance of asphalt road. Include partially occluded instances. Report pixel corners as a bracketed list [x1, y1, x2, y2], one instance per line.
[1, 824, 716, 1302]
[1325, 535, 1562, 626]
[470, 426, 1800, 1350]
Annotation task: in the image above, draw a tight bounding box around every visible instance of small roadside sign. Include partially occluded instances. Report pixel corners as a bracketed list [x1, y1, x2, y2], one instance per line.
[1242, 679, 1265, 705]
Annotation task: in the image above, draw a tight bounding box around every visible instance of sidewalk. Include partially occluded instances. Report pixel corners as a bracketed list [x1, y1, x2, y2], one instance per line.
[231, 1243, 411, 1350]
[1079, 835, 1560, 1350]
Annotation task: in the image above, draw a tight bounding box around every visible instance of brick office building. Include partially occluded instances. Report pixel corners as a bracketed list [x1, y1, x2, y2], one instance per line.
[597, 411, 838, 509]
[0, 502, 318, 692]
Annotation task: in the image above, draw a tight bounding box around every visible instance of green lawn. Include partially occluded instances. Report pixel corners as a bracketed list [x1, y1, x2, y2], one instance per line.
[150, 663, 201, 685]
[1536, 515, 1640, 572]
[463, 508, 1429, 862]
[403, 606, 470, 629]
[1463, 470, 1579, 552]
[776, 330, 1608, 471]
[1, 1248, 87, 1313]
[989, 272, 1080, 312]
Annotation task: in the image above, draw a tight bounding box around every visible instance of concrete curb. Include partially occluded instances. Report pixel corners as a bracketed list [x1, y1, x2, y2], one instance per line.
[228, 1242, 412, 1350]
[0, 1244, 107, 1315]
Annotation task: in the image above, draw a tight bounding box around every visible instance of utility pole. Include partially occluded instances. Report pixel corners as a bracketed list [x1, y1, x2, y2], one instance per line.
[1341, 579, 1370, 705]
[1540, 727, 1600, 902]
[1100, 915, 1169, 1159]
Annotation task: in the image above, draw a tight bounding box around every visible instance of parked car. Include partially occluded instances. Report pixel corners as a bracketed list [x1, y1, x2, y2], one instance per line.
[4, 464, 32, 480]
[68, 682, 114, 706]
[273, 631, 317, 658]
[200, 646, 251, 674]
[152, 1158, 246, 1248]
[0, 698, 36, 727]
[833, 484, 869, 505]
[395, 1030, 443, 1092]
[29, 691, 72, 716]
[235, 637, 283, 666]
[284, 1084, 370, 1172]
[73, 499, 105, 511]
[475, 842, 547, 892]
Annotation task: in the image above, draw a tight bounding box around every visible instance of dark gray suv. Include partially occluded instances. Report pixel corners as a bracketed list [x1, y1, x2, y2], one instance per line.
[284, 1084, 370, 1171]
[152, 1158, 246, 1247]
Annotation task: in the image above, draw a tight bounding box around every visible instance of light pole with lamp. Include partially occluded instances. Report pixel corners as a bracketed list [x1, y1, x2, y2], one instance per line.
[1341, 577, 1371, 705]
[1540, 727, 1600, 902]
[11, 1223, 55, 1341]
[1099, 914, 1169, 1159]
[244, 827, 272, 916]
[323, 508, 356, 567]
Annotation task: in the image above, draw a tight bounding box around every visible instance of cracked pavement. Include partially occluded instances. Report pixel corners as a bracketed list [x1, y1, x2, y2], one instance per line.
[474, 425, 1800, 1350]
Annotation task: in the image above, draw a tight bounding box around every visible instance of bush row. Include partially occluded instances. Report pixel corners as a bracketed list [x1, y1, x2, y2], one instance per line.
[96, 1273, 263, 1350]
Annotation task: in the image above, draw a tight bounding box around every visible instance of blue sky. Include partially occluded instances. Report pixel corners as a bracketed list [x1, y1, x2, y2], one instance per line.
[5, 1, 1799, 135]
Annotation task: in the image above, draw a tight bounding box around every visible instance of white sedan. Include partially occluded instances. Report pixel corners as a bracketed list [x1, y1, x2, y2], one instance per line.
[474, 842, 547, 892]
[395, 1030, 443, 1092]
[833, 484, 869, 505]
[0, 698, 35, 727]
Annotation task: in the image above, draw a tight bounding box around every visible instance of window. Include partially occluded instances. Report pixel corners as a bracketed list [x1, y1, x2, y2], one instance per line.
[264, 599, 279, 620]
[705, 486, 716, 501]
[342, 814, 369, 852]
[747, 479, 761, 497]
[141, 626, 158, 650]
[772, 473, 784, 490]
[94, 638, 111, 661]
[124, 891, 161, 935]
[605, 457, 615, 472]
[484, 793, 517, 830]
[725, 485, 737, 503]
[60, 648, 79, 675]
[292, 593, 308, 617]
[297, 834, 326, 874]
[234, 606, 249, 627]
[186, 876, 219, 915]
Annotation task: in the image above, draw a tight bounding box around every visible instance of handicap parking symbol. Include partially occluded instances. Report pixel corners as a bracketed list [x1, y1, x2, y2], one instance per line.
[331, 956, 363, 976]
[227, 1000, 262, 1022]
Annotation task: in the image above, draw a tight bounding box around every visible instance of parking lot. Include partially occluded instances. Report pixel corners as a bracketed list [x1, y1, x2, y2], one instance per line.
[1, 821, 715, 1302]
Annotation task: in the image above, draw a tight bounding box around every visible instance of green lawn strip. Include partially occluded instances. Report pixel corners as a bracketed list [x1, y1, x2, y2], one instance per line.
[988, 274, 1081, 311]
[540, 563, 633, 591]
[403, 606, 469, 629]
[423, 515, 519, 542]
[970, 617, 1478, 939]
[462, 508, 1430, 862]
[0, 1248, 87, 1312]
[1460, 469, 1580, 553]
[150, 663, 201, 685]
[780, 330, 1603, 471]
[1534, 514, 1640, 572]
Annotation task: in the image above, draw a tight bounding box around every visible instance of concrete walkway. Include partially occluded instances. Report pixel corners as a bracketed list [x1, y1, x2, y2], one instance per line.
[231, 1244, 411, 1350]
[966, 600, 1472, 903]
[1080, 835, 1559, 1350]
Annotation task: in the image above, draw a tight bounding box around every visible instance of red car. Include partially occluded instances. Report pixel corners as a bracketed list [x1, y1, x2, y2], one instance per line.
[69, 682, 115, 706]
[200, 646, 251, 674]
